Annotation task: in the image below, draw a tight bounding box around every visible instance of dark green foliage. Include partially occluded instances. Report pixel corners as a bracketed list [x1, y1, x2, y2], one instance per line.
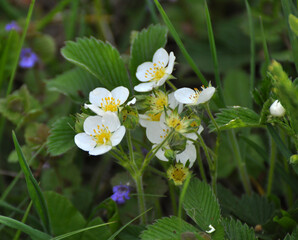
[61, 37, 131, 91]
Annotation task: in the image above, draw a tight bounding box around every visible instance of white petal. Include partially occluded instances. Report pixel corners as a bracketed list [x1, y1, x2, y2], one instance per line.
[156, 74, 169, 87]
[174, 88, 196, 104]
[196, 87, 215, 104]
[155, 146, 169, 161]
[111, 86, 129, 105]
[139, 114, 152, 128]
[110, 126, 126, 146]
[83, 116, 103, 135]
[134, 82, 155, 92]
[165, 52, 175, 74]
[89, 145, 112, 155]
[127, 98, 136, 105]
[102, 112, 120, 132]
[153, 48, 169, 67]
[84, 104, 105, 116]
[198, 125, 204, 135]
[176, 144, 196, 168]
[136, 62, 154, 82]
[146, 122, 166, 144]
[89, 88, 111, 106]
[185, 132, 197, 140]
[74, 133, 96, 151]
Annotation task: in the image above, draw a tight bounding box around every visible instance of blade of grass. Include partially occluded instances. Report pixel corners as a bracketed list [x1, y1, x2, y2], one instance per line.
[153, 0, 208, 86]
[65, 0, 79, 40]
[0, 0, 23, 18]
[0, 215, 51, 240]
[36, 0, 72, 31]
[259, 16, 270, 66]
[245, 0, 255, 108]
[146, 0, 159, 24]
[51, 222, 116, 240]
[12, 131, 51, 234]
[1, 143, 46, 201]
[204, 0, 225, 106]
[107, 208, 152, 240]
[13, 201, 33, 240]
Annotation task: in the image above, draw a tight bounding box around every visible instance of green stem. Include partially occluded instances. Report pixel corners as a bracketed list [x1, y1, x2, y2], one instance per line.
[141, 129, 175, 173]
[134, 174, 147, 224]
[168, 182, 178, 216]
[197, 134, 216, 194]
[166, 80, 177, 91]
[205, 103, 219, 132]
[195, 143, 207, 183]
[245, 0, 255, 108]
[178, 174, 191, 219]
[228, 131, 252, 195]
[266, 135, 276, 196]
[126, 130, 136, 166]
[204, 0, 224, 105]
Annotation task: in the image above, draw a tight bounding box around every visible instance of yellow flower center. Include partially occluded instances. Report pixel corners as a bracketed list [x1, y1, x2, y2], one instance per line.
[188, 87, 202, 103]
[92, 125, 112, 145]
[167, 164, 189, 186]
[167, 115, 184, 131]
[145, 63, 167, 82]
[100, 97, 121, 112]
[148, 112, 162, 121]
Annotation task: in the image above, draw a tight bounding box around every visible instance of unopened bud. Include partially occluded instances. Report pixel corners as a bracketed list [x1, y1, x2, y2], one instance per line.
[269, 100, 285, 117]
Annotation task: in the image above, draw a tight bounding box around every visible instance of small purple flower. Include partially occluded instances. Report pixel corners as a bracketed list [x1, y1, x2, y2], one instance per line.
[111, 184, 130, 204]
[5, 21, 21, 31]
[19, 48, 39, 69]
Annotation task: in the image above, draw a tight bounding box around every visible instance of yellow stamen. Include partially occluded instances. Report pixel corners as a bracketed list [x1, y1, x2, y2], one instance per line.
[100, 97, 121, 112]
[167, 164, 189, 186]
[93, 125, 112, 145]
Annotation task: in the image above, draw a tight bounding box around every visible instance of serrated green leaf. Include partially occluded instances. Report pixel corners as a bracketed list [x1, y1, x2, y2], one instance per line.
[44, 191, 86, 239]
[234, 194, 275, 226]
[47, 116, 75, 156]
[223, 218, 257, 240]
[47, 68, 103, 103]
[61, 37, 131, 91]
[183, 178, 221, 231]
[283, 227, 298, 240]
[209, 106, 260, 132]
[0, 215, 51, 240]
[140, 216, 199, 240]
[129, 24, 168, 88]
[12, 131, 51, 234]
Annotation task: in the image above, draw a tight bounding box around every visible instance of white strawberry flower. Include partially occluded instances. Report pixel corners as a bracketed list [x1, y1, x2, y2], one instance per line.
[270, 100, 286, 117]
[134, 48, 176, 92]
[145, 119, 203, 167]
[139, 92, 182, 128]
[74, 113, 126, 155]
[174, 84, 215, 105]
[84, 86, 129, 116]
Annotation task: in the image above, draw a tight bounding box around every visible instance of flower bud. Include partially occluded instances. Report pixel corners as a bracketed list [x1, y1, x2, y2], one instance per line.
[269, 100, 285, 117]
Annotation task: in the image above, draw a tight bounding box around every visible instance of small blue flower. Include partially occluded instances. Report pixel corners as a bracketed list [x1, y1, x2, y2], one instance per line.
[5, 21, 21, 31]
[19, 48, 39, 69]
[111, 184, 130, 204]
